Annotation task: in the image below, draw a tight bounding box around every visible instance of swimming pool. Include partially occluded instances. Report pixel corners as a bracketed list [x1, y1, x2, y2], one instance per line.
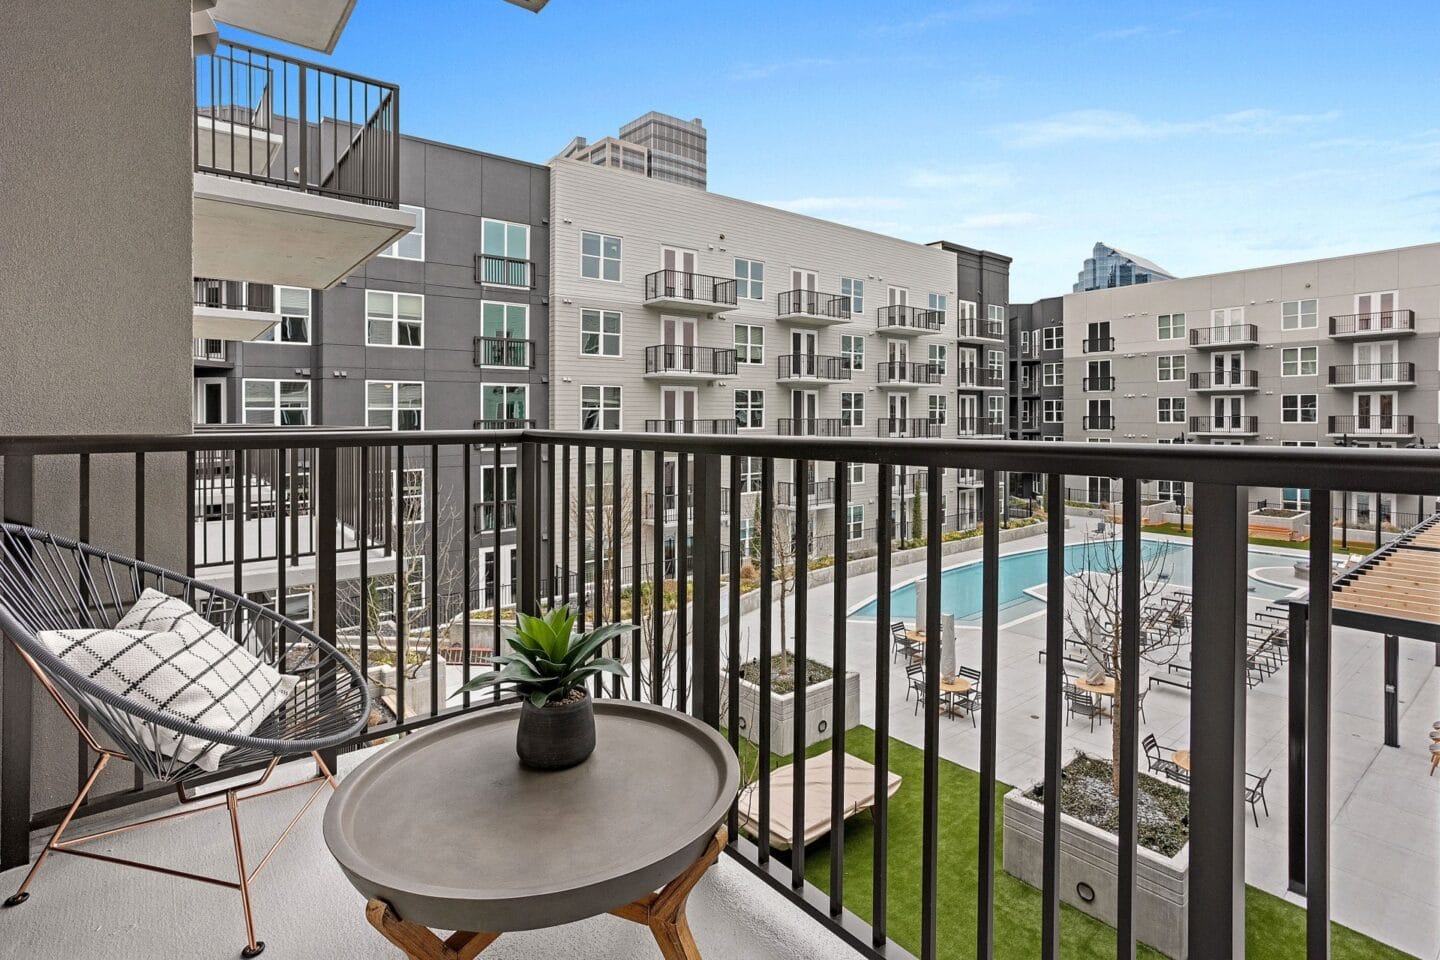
[851, 539, 1298, 626]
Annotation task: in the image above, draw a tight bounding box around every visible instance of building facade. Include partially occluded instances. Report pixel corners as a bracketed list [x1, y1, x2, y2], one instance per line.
[557, 112, 707, 190]
[1004, 296, 1065, 500]
[1074, 241, 1176, 292]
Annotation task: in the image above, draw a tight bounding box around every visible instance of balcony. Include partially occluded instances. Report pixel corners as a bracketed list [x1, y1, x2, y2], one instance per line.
[642, 345, 738, 381]
[644, 490, 691, 523]
[1189, 415, 1260, 436]
[1328, 414, 1417, 437]
[775, 290, 851, 326]
[956, 318, 1005, 343]
[1190, 324, 1259, 349]
[1081, 336, 1115, 353]
[775, 479, 837, 508]
[192, 338, 231, 367]
[956, 366, 1005, 390]
[876, 417, 942, 438]
[643, 418, 737, 435]
[776, 417, 850, 437]
[1190, 370, 1259, 392]
[1081, 375, 1115, 392]
[876, 361, 941, 387]
[1082, 414, 1116, 430]
[192, 277, 280, 341]
[1328, 363, 1416, 389]
[954, 416, 1006, 437]
[876, 304, 944, 335]
[0, 427, 1431, 960]
[775, 354, 851, 384]
[473, 336, 534, 369]
[192, 41, 415, 290]
[474, 254, 534, 289]
[1329, 310, 1416, 339]
[643, 270, 738, 313]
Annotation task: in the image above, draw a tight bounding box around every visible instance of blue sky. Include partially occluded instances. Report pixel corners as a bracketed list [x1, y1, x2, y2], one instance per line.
[234, 1, 1439, 301]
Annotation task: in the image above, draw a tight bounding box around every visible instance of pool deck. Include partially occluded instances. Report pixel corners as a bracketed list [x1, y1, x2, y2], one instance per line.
[732, 527, 1440, 959]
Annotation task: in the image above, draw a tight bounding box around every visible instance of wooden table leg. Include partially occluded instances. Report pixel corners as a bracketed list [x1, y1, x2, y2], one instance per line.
[611, 827, 727, 960]
[365, 899, 499, 960]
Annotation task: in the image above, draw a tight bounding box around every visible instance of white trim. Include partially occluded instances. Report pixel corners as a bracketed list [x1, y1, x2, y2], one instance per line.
[480, 217, 531, 287]
[479, 382, 530, 426]
[241, 378, 310, 426]
[364, 379, 425, 431]
[477, 300, 531, 369]
[579, 307, 624, 359]
[580, 384, 623, 431]
[377, 204, 426, 261]
[365, 288, 425, 349]
[580, 230, 623, 283]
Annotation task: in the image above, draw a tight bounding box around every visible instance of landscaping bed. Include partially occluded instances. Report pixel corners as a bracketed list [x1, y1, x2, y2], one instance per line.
[739, 654, 832, 696]
[1027, 754, 1189, 857]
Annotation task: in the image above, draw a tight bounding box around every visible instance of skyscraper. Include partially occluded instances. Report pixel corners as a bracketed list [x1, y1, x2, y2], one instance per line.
[557, 112, 707, 189]
[1074, 241, 1175, 292]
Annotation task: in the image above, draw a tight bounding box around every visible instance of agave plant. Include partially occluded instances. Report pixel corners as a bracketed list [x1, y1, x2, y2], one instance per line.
[453, 605, 634, 707]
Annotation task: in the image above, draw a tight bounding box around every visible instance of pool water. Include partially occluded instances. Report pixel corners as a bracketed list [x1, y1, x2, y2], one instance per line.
[851, 539, 1297, 626]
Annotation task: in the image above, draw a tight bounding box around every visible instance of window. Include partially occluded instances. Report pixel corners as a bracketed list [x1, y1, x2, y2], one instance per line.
[478, 465, 519, 531]
[1086, 398, 1111, 425]
[849, 462, 864, 485]
[928, 293, 947, 318]
[366, 290, 424, 347]
[1282, 346, 1318, 376]
[928, 343, 947, 376]
[1042, 326, 1063, 351]
[987, 303, 1005, 327]
[1157, 354, 1186, 381]
[928, 394, 947, 425]
[379, 204, 425, 260]
[580, 231, 621, 281]
[1043, 399, 1064, 423]
[846, 504, 864, 541]
[739, 518, 756, 559]
[1156, 480, 1184, 503]
[480, 218, 530, 285]
[987, 395, 1004, 423]
[242, 379, 309, 426]
[734, 324, 764, 364]
[840, 335, 864, 370]
[1282, 394, 1318, 423]
[580, 308, 621, 357]
[254, 286, 311, 343]
[1156, 313, 1186, 340]
[1020, 330, 1031, 354]
[366, 381, 424, 430]
[841, 277, 864, 314]
[375, 557, 426, 618]
[480, 384, 528, 426]
[478, 302, 528, 366]
[840, 392, 865, 428]
[739, 456, 762, 493]
[581, 385, 621, 431]
[1212, 306, 1245, 325]
[399, 467, 425, 524]
[1282, 299, 1318, 330]
[1157, 397, 1186, 424]
[735, 389, 764, 430]
[987, 349, 1004, 378]
[1282, 487, 1312, 511]
[734, 258, 764, 299]
[1042, 362, 1064, 387]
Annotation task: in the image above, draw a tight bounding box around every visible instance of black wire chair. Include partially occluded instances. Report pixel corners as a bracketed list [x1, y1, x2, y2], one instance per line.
[0, 523, 371, 957]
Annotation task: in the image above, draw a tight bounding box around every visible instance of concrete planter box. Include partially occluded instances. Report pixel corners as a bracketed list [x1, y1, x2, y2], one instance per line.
[1248, 509, 1310, 540]
[731, 667, 861, 755]
[367, 656, 450, 719]
[1003, 788, 1189, 959]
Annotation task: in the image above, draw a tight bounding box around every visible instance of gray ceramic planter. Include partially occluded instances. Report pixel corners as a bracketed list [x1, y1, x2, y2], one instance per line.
[516, 691, 596, 770]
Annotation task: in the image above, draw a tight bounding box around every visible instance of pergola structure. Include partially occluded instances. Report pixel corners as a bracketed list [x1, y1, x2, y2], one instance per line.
[1285, 512, 1440, 894]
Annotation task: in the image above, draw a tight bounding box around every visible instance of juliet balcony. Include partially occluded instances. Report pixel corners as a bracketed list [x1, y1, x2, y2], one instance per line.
[1327, 363, 1416, 389]
[473, 336, 535, 369]
[643, 270, 739, 313]
[1189, 324, 1260, 349]
[1190, 370, 1259, 392]
[876, 361, 942, 387]
[776, 354, 852, 384]
[876, 305, 944, 336]
[643, 418, 737, 435]
[775, 290, 851, 326]
[192, 40, 415, 290]
[643, 345, 738, 381]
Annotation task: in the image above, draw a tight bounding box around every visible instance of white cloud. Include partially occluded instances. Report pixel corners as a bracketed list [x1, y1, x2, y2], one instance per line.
[998, 108, 1341, 147]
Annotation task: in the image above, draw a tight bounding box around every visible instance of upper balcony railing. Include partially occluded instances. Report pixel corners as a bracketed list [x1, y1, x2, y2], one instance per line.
[776, 289, 851, 323]
[644, 345, 738, 377]
[1190, 369, 1259, 391]
[1083, 414, 1116, 430]
[957, 317, 1006, 341]
[1190, 324, 1259, 348]
[876, 304, 944, 334]
[1081, 336, 1115, 353]
[776, 354, 851, 381]
[876, 361, 941, 385]
[1189, 415, 1259, 435]
[643, 270, 738, 310]
[1328, 414, 1416, 436]
[474, 255, 534, 289]
[954, 416, 1007, 437]
[2, 426, 1434, 960]
[643, 418, 737, 435]
[192, 338, 229, 364]
[1082, 375, 1115, 392]
[776, 478, 837, 506]
[956, 366, 1005, 389]
[776, 417, 851, 437]
[1328, 309, 1415, 338]
[1328, 363, 1416, 388]
[194, 40, 400, 208]
[473, 336, 534, 368]
[876, 418, 943, 438]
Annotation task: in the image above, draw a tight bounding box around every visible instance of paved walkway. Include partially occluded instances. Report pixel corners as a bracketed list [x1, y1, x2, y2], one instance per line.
[731, 527, 1440, 959]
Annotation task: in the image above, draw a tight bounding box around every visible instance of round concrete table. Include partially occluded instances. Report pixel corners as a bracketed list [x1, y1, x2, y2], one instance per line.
[325, 700, 739, 959]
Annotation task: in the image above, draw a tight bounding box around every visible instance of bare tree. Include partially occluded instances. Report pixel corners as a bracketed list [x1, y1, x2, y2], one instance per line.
[1062, 534, 1185, 794]
[752, 495, 799, 678]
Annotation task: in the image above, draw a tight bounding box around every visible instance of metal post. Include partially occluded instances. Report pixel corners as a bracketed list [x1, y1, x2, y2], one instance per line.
[690, 453, 722, 728]
[517, 442, 541, 617]
[1187, 482, 1248, 959]
[1287, 600, 1308, 895]
[1, 454, 35, 870]
[1306, 489, 1333, 960]
[315, 446, 338, 776]
[1383, 634, 1399, 748]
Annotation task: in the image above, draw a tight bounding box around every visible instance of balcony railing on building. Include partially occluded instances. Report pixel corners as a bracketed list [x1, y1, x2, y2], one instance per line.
[956, 366, 1004, 389]
[775, 289, 851, 324]
[474, 255, 534, 288]
[1082, 376, 1115, 392]
[776, 353, 851, 382]
[776, 478, 837, 507]
[1083, 414, 1116, 430]
[1190, 370, 1258, 391]
[643, 345, 738, 377]
[643, 418, 736, 435]
[1327, 414, 1416, 436]
[643, 270, 738, 311]
[876, 418, 942, 439]
[473, 336, 534, 368]
[954, 416, 1006, 437]
[876, 361, 941, 386]
[1081, 336, 1115, 353]
[193, 338, 229, 364]
[644, 490, 692, 523]
[1328, 309, 1416, 338]
[194, 40, 399, 208]
[1189, 415, 1259, 435]
[777, 417, 850, 437]
[957, 317, 1005, 341]
[473, 500, 518, 533]
[1327, 363, 1416, 388]
[876, 304, 944, 334]
[1190, 324, 1259, 349]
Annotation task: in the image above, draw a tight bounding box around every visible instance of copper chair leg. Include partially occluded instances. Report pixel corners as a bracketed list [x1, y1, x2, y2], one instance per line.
[5, 753, 112, 907]
[226, 789, 265, 958]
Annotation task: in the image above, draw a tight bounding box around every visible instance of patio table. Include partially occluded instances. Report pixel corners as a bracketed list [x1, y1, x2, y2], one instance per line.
[1172, 749, 1192, 772]
[939, 676, 973, 716]
[1075, 675, 1118, 717]
[324, 700, 739, 960]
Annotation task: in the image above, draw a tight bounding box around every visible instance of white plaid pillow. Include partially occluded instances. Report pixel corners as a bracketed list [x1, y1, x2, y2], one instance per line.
[35, 591, 299, 772]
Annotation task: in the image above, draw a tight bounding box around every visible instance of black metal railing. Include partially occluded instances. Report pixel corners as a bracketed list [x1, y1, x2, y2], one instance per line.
[776, 290, 851, 321]
[473, 337, 533, 368]
[1328, 310, 1415, 337]
[776, 479, 837, 506]
[1190, 324, 1259, 347]
[777, 354, 851, 381]
[1081, 336, 1114, 353]
[956, 366, 1004, 388]
[473, 500, 518, 533]
[644, 490, 692, 522]
[1189, 415, 1259, 434]
[1327, 363, 1415, 386]
[193, 338, 229, 363]
[2, 426, 1434, 960]
[194, 40, 399, 207]
[1082, 376, 1115, 392]
[957, 318, 1005, 340]
[1328, 414, 1416, 435]
[644, 345, 738, 377]
[644, 270, 738, 308]
[954, 417, 1007, 436]
[876, 361, 941, 385]
[876, 304, 944, 333]
[876, 418, 942, 438]
[1082, 414, 1116, 430]
[777, 418, 851, 437]
[193, 277, 275, 312]
[474, 255, 533, 288]
[1190, 370, 1258, 390]
[643, 419, 737, 435]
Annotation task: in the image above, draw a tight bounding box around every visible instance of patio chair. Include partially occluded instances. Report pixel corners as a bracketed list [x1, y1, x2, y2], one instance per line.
[905, 663, 928, 714]
[890, 621, 916, 663]
[951, 666, 982, 728]
[1142, 733, 1184, 779]
[1244, 769, 1271, 826]
[0, 523, 371, 957]
[1065, 690, 1102, 732]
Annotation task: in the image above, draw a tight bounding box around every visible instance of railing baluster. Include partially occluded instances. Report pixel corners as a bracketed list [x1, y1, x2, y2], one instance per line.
[921, 464, 942, 960]
[1117, 479, 1141, 960]
[1041, 474, 1064, 959]
[561, 445, 571, 612]
[578, 444, 587, 634]
[360, 445, 371, 713]
[1306, 488, 1333, 960]
[691, 452, 722, 727]
[592, 445, 605, 697]
[491, 441, 502, 703]
[677, 452, 689, 712]
[727, 456, 742, 845]
[758, 455, 774, 864]
[829, 460, 848, 916]
[461, 442, 473, 707]
[429, 443, 440, 716]
[610, 445, 622, 698]
[631, 448, 643, 700]
[872, 461, 892, 947]
[651, 450, 664, 704]
[276, 447, 288, 672]
[977, 468, 999, 959]
[792, 458, 809, 889]
[315, 444, 339, 775]
[548, 445, 558, 610]
[394, 444, 406, 722]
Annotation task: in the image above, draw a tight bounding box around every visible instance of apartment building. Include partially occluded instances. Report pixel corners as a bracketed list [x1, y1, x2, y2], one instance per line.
[195, 134, 550, 612]
[546, 157, 1010, 569]
[557, 112, 708, 189]
[1062, 242, 1440, 523]
[1005, 296, 1065, 500]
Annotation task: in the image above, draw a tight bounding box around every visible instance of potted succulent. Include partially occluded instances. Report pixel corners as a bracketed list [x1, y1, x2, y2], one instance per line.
[453, 605, 634, 770]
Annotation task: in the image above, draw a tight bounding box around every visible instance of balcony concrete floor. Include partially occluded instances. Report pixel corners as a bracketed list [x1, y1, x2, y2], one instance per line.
[0, 746, 864, 960]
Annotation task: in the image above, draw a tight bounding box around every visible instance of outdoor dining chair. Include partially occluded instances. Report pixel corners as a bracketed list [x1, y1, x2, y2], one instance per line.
[905, 662, 927, 714]
[1065, 690, 1103, 731]
[0, 523, 371, 957]
[1142, 733, 1185, 780]
[1244, 769, 1272, 826]
[953, 666, 983, 728]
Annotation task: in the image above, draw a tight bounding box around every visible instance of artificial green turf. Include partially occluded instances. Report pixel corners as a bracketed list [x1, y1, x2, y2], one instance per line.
[739, 727, 1413, 959]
